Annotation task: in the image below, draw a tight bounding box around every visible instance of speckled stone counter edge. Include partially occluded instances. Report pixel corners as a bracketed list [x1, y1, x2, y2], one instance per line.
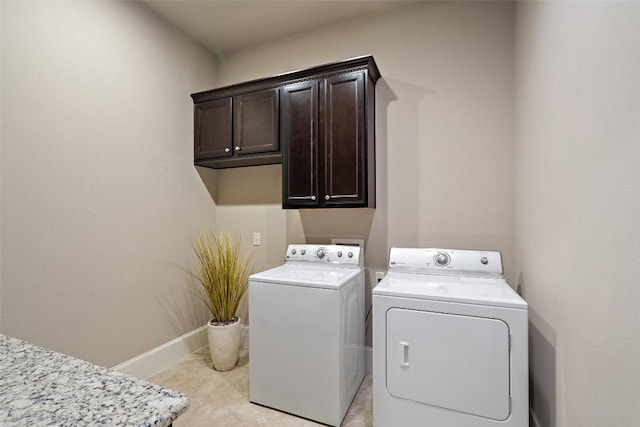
[0, 334, 190, 427]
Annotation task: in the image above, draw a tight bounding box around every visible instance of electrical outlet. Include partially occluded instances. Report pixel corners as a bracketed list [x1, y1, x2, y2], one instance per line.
[253, 232, 261, 246]
[375, 271, 386, 283]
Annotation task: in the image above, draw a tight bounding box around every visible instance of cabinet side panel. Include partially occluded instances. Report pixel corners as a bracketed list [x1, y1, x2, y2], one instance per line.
[366, 75, 376, 208]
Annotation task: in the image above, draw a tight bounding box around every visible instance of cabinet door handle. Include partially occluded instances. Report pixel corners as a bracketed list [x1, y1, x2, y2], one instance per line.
[325, 195, 330, 201]
[311, 196, 316, 201]
[235, 146, 241, 151]
[224, 147, 231, 153]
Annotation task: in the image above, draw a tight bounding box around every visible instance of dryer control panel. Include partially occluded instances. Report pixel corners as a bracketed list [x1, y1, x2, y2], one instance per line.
[388, 248, 503, 278]
[285, 244, 362, 267]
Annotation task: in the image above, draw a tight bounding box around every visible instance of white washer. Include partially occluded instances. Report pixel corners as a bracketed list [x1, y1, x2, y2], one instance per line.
[249, 244, 365, 426]
[373, 248, 528, 427]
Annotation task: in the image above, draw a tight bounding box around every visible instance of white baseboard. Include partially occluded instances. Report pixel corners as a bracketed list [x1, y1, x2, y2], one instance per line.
[112, 326, 208, 380]
[114, 325, 369, 379]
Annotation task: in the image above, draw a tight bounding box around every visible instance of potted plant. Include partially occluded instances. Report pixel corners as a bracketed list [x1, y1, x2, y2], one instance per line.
[190, 230, 252, 371]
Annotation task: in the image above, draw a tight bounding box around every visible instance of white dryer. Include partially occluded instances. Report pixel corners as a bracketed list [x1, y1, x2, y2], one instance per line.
[373, 248, 528, 427]
[249, 244, 365, 426]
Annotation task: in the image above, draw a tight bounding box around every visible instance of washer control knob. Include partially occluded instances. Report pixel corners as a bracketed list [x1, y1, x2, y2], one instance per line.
[480, 256, 488, 265]
[316, 248, 325, 259]
[435, 252, 450, 266]
[291, 248, 297, 255]
[348, 252, 354, 258]
[301, 249, 306, 255]
[337, 251, 343, 257]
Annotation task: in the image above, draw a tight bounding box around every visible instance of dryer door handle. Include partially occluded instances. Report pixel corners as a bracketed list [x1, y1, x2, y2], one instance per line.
[399, 341, 410, 368]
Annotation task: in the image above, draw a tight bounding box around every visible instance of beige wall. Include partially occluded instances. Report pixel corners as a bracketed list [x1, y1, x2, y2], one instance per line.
[0, 0, 219, 367]
[514, 1, 640, 426]
[0, 0, 3, 333]
[213, 1, 515, 338]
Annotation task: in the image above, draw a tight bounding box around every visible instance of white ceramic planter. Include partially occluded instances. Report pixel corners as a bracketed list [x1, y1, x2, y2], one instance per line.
[207, 317, 241, 371]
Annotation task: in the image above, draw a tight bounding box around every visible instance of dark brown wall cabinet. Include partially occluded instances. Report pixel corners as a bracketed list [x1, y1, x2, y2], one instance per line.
[191, 55, 380, 208]
[194, 89, 280, 168]
[281, 69, 378, 209]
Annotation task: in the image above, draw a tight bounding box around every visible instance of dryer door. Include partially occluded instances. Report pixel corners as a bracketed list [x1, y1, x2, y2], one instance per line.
[386, 308, 510, 421]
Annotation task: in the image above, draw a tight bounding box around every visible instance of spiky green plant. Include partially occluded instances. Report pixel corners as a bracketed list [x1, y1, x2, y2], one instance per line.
[191, 231, 252, 324]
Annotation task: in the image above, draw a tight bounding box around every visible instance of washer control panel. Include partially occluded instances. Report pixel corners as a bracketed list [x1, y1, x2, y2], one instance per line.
[285, 244, 362, 266]
[388, 248, 503, 278]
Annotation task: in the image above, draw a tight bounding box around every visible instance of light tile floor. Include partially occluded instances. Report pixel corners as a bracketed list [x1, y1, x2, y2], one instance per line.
[148, 346, 373, 426]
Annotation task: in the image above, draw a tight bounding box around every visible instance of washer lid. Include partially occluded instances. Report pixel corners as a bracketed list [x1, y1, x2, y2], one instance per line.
[373, 272, 527, 309]
[249, 265, 362, 289]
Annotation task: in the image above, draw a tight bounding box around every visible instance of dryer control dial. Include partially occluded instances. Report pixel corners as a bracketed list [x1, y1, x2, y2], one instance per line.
[434, 252, 451, 266]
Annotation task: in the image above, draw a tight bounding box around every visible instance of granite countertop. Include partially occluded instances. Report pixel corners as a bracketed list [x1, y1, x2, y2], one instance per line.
[0, 334, 189, 426]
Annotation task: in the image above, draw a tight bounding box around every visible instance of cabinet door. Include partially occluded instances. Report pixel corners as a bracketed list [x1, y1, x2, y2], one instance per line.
[322, 72, 366, 206]
[282, 81, 319, 208]
[234, 88, 279, 155]
[194, 97, 233, 160]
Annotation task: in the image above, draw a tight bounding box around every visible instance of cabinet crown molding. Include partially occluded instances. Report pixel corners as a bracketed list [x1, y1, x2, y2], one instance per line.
[191, 55, 380, 104]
